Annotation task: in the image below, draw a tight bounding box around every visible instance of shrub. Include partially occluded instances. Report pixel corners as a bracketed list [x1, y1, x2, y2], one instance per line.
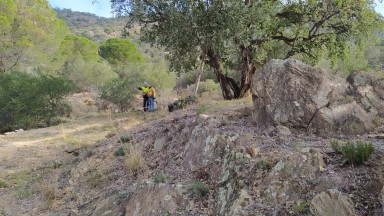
[119, 135, 131, 143]
[197, 79, 220, 94]
[0, 178, 8, 188]
[100, 77, 138, 112]
[330, 139, 342, 154]
[62, 59, 118, 90]
[126, 149, 144, 176]
[115, 146, 126, 156]
[190, 180, 209, 198]
[341, 141, 374, 165]
[330, 140, 374, 165]
[168, 96, 196, 112]
[154, 173, 167, 184]
[0, 72, 74, 133]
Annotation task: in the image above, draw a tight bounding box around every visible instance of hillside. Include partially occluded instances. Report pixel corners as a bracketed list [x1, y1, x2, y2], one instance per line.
[54, 8, 126, 44]
[0, 95, 384, 215]
[54, 9, 166, 63]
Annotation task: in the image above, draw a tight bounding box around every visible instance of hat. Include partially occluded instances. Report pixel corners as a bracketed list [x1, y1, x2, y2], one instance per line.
[144, 82, 149, 86]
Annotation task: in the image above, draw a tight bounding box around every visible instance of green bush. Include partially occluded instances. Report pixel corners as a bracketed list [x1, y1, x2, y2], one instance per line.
[119, 135, 131, 143]
[100, 77, 138, 111]
[190, 180, 209, 198]
[197, 79, 220, 94]
[330, 140, 374, 165]
[0, 72, 74, 133]
[170, 96, 197, 111]
[61, 59, 118, 90]
[330, 139, 342, 154]
[0, 178, 8, 188]
[114, 146, 126, 156]
[154, 173, 167, 184]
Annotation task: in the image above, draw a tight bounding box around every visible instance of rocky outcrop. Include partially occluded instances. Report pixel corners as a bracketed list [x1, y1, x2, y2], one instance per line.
[252, 59, 383, 135]
[310, 189, 357, 216]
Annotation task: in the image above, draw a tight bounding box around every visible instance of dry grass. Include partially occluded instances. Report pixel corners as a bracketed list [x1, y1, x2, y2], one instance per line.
[125, 148, 144, 176]
[41, 174, 58, 209]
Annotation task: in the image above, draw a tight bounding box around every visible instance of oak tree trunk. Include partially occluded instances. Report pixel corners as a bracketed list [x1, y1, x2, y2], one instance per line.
[206, 46, 254, 100]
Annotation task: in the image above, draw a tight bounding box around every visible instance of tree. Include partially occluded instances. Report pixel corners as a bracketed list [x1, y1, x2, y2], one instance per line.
[0, 0, 69, 73]
[99, 38, 145, 66]
[0, 72, 74, 133]
[61, 35, 100, 64]
[111, 0, 383, 99]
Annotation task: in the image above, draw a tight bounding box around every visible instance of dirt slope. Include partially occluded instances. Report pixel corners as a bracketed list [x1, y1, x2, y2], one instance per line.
[0, 99, 383, 216]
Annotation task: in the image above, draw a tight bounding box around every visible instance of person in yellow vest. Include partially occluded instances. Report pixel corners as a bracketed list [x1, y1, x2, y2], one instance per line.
[146, 83, 156, 112]
[138, 82, 149, 112]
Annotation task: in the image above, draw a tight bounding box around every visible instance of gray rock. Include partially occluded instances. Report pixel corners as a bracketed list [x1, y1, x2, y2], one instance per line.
[310, 189, 357, 216]
[252, 59, 379, 135]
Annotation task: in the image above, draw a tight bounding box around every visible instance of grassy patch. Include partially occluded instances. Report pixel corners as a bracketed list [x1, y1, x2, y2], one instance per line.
[190, 180, 209, 198]
[41, 178, 57, 208]
[154, 173, 167, 184]
[87, 170, 109, 188]
[0, 178, 8, 188]
[292, 200, 308, 214]
[119, 135, 131, 143]
[125, 148, 144, 176]
[60, 135, 90, 150]
[114, 146, 126, 156]
[330, 140, 374, 165]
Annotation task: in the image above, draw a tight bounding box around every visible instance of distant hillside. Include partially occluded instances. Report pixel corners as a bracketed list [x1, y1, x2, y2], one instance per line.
[55, 8, 165, 62]
[54, 8, 127, 44]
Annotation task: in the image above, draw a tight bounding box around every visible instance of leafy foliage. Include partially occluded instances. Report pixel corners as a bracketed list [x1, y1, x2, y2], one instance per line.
[100, 77, 138, 111]
[111, 0, 383, 99]
[99, 38, 145, 66]
[0, 0, 70, 73]
[168, 96, 196, 112]
[61, 59, 118, 90]
[0, 72, 74, 133]
[61, 35, 100, 63]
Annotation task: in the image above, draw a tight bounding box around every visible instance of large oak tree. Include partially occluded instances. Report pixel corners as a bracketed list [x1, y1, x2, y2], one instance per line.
[112, 0, 382, 99]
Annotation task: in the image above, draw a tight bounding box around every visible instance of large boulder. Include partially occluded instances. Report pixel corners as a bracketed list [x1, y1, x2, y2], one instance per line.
[252, 59, 381, 135]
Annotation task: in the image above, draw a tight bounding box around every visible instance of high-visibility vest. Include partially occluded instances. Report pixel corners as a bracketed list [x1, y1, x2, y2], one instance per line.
[142, 86, 149, 93]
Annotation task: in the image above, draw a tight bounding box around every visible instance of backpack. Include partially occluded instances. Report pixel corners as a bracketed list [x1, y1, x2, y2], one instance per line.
[147, 87, 156, 98]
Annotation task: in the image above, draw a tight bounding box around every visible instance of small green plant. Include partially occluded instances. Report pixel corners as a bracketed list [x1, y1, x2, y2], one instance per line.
[0, 178, 8, 188]
[219, 118, 227, 127]
[330, 139, 342, 154]
[196, 104, 207, 115]
[154, 173, 167, 184]
[115, 146, 126, 156]
[190, 180, 209, 198]
[331, 140, 374, 165]
[292, 200, 308, 213]
[373, 116, 382, 127]
[171, 96, 197, 111]
[52, 161, 62, 169]
[341, 141, 374, 165]
[119, 135, 131, 143]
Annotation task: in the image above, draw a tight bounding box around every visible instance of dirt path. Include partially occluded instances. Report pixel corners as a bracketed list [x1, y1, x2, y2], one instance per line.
[0, 115, 142, 172]
[0, 113, 147, 215]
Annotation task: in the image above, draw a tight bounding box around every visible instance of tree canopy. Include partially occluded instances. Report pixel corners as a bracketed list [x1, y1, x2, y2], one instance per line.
[99, 38, 145, 66]
[111, 0, 384, 99]
[0, 0, 69, 73]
